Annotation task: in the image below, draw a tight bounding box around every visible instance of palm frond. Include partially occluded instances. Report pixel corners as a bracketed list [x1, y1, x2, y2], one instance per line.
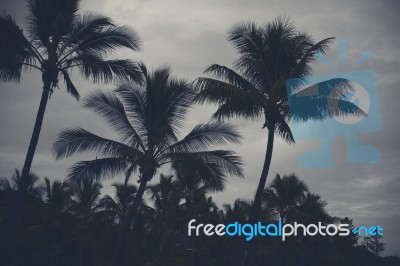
[290, 37, 335, 79]
[0, 11, 39, 82]
[26, 0, 80, 45]
[163, 78, 196, 132]
[162, 150, 244, 179]
[203, 64, 263, 96]
[59, 13, 141, 59]
[115, 80, 148, 143]
[275, 119, 295, 144]
[61, 69, 80, 100]
[58, 14, 112, 54]
[67, 157, 130, 181]
[194, 77, 263, 119]
[82, 89, 145, 149]
[64, 54, 142, 83]
[52, 127, 143, 159]
[166, 122, 241, 153]
[173, 157, 224, 192]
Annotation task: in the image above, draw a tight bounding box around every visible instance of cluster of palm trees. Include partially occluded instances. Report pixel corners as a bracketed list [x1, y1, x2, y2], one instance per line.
[1, 170, 395, 265]
[1, 0, 369, 265]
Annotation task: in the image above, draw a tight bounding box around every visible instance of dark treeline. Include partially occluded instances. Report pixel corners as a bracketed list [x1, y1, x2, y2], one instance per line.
[0, 171, 398, 266]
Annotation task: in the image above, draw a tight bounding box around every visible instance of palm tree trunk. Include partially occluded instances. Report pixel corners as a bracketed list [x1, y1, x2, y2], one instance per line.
[251, 127, 275, 221]
[0, 83, 51, 265]
[276, 213, 286, 266]
[110, 179, 147, 266]
[185, 196, 196, 266]
[21, 82, 51, 200]
[236, 127, 275, 266]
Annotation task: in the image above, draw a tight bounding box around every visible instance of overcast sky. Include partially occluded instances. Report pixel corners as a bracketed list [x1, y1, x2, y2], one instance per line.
[1, 0, 399, 256]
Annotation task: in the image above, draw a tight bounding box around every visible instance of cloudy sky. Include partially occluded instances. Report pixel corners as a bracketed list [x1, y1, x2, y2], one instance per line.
[1, 0, 399, 256]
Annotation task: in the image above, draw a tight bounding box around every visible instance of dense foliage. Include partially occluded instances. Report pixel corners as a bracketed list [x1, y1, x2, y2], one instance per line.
[0, 171, 398, 266]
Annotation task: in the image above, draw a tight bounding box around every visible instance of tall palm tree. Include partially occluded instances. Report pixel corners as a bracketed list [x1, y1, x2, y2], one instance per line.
[0, 0, 142, 192]
[0, 1, 141, 260]
[194, 17, 364, 224]
[52, 63, 243, 266]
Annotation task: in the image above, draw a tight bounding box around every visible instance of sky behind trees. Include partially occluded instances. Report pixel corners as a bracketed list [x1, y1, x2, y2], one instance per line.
[1, 0, 399, 256]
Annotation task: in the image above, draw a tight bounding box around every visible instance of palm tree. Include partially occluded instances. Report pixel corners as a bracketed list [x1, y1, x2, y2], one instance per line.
[264, 174, 334, 266]
[172, 160, 227, 266]
[52, 63, 243, 266]
[0, 1, 141, 259]
[99, 183, 138, 225]
[42, 178, 73, 266]
[194, 17, 364, 223]
[43, 177, 73, 216]
[223, 199, 252, 224]
[0, 169, 43, 264]
[146, 174, 184, 265]
[263, 174, 309, 266]
[291, 193, 335, 225]
[263, 173, 308, 223]
[147, 174, 181, 224]
[69, 178, 103, 266]
[292, 193, 336, 266]
[173, 156, 231, 229]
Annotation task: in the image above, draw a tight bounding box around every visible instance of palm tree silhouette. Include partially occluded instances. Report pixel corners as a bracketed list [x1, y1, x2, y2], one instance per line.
[292, 193, 336, 266]
[100, 183, 139, 225]
[0, 1, 141, 260]
[70, 178, 103, 266]
[195, 17, 364, 225]
[0, 169, 42, 264]
[173, 159, 229, 266]
[52, 63, 243, 266]
[42, 177, 73, 266]
[146, 174, 184, 265]
[264, 174, 334, 266]
[43, 177, 73, 216]
[264, 173, 308, 223]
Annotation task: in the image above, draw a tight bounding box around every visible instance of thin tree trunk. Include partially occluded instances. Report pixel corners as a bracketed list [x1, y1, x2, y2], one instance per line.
[236, 128, 275, 266]
[250, 128, 275, 221]
[0, 83, 51, 265]
[21, 82, 51, 204]
[277, 214, 286, 266]
[110, 179, 147, 266]
[185, 196, 196, 266]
